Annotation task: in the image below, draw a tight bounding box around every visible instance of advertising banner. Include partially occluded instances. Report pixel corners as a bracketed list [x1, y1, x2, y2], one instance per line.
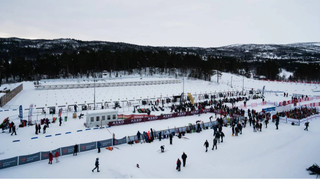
[114, 137, 127, 146]
[99, 139, 113, 147]
[262, 107, 276, 112]
[61, 145, 75, 156]
[80, 142, 96, 152]
[18, 152, 40, 165]
[0, 157, 18, 169]
[41, 148, 61, 160]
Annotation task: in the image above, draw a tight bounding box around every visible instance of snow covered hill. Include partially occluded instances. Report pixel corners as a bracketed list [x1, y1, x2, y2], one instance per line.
[1, 37, 320, 60]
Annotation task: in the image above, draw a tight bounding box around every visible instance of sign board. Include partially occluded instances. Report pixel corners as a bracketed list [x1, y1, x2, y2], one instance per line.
[80, 142, 96, 152]
[114, 137, 127, 146]
[99, 139, 113, 147]
[262, 107, 276, 112]
[61, 145, 75, 156]
[0, 157, 18, 169]
[19, 152, 40, 165]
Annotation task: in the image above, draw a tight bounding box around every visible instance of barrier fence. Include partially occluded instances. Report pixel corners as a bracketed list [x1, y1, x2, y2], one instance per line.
[0, 136, 127, 170]
[280, 114, 320, 125]
[34, 79, 181, 90]
[2, 110, 320, 170]
[0, 119, 214, 170]
[260, 79, 320, 85]
[278, 96, 320, 107]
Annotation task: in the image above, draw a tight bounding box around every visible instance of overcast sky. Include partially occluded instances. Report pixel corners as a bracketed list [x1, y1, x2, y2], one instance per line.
[0, 0, 319, 47]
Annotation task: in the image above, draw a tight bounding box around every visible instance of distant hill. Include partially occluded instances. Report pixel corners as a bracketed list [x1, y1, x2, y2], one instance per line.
[1, 37, 320, 61]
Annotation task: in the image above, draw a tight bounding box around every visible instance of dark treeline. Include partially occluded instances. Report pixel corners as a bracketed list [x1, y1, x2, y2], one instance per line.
[0, 49, 319, 85]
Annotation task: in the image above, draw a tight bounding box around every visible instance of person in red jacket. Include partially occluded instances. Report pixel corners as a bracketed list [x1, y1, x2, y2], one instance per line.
[55, 151, 60, 163]
[48, 152, 53, 164]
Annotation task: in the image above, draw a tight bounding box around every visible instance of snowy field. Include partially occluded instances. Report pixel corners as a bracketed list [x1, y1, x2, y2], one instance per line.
[0, 72, 320, 178]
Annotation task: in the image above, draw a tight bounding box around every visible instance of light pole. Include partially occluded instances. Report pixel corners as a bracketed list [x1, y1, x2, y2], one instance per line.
[231, 76, 233, 88]
[242, 76, 244, 92]
[94, 78, 96, 110]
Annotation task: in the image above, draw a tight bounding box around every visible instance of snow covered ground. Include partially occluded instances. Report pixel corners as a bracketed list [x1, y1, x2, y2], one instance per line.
[0, 72, 320, 177]
[1, 115, 320, 178]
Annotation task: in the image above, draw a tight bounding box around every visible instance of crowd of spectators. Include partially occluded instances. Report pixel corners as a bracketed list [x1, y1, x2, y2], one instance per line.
[281, 107, 318, 119]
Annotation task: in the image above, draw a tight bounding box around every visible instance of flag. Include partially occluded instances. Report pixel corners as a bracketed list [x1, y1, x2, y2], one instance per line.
[19, 105, 23, 122]
[262, 86, 265, 96]
[58, 108, 63, 117]
[28, 104, 33, 123]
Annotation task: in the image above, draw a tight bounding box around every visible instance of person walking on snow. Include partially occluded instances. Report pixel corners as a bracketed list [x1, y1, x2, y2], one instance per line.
[275, 115, 279, 130]
[137, 131, 141, 142]
[37, 123, 41, 134]
[97, 141, 101, 153]
[265, 118, 269, 128]
[160, 145, 165, 152]
[59, 117, 62, 126]
[43, 124, 47, 134]
[176, 158, 181, 171]
[92, 158, 100, 172]
[11, 123, 17, 135]
[35, 123, 38, 135]
[212, 138, 217, 150]
[204, 140, 209, 152]
[220, 131, 225, 143]
[304, 121, 309, 131]
[181, 152, 187, 167]
[73, 144, 78, 156]
[215, 131, 220, 143]
[48, 152, 53, 164]
[55, 151, 60, 163]
[169, 133, 173, 145]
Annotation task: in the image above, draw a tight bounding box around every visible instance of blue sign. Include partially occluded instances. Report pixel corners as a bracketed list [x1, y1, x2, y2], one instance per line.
[99, 139, 113, 147]
[80, 142, 96, 152]
[262, 107, 276, 112]
[61, 145, 75, 156]
[0, 157, 18, 169]
[19, 152, 40, 165]
[114, 137, 127, 146]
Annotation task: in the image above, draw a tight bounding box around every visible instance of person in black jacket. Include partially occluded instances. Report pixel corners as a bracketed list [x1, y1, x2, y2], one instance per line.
[11, 124, 16, 135]
[160, 145, 165, 153]
[181, 152, 187, 167]
[212, 138, 217, 150]
[37, 123, 41, 134]
[137, 131, 141, 142]
[220, 131, 225, 143]
[304, 121, 310, 131]
[275, 115, 279, 130]
[204, 140, 209, 152]
[176, 158, 181, 171]
[92, 158, 100, 172]
[73, 144, 78, 156]
[43, 124, 47, 134]
[97, 141, 101, 153]
[59, 117, 62, 126]
[169, 133, 173, 145]
[215, 131, 220, 143]
[35, 123, 38, 135]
